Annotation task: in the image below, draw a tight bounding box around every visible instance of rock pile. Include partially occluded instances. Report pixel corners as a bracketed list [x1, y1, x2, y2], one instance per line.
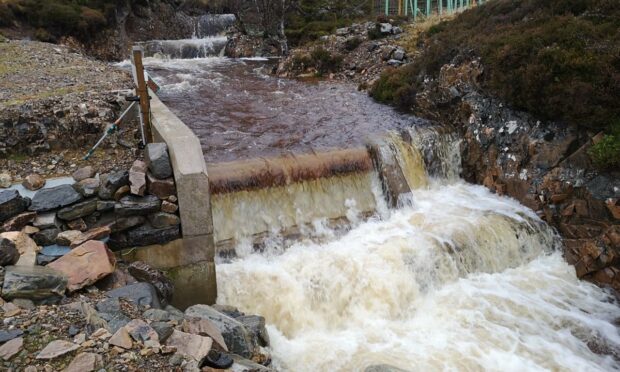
[0, 143, 181, 258]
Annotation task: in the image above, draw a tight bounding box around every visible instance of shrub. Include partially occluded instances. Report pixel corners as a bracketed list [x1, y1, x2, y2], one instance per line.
[588, 121, 620, 169]
[344, 36, 362, 50]
[310, 47, 342, 75]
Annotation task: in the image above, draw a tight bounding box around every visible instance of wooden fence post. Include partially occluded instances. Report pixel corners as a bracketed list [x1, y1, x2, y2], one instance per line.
[132, 46, 153, 145]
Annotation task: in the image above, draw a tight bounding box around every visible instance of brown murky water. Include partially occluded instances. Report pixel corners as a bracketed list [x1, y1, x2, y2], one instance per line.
[143, 57, 424, 162]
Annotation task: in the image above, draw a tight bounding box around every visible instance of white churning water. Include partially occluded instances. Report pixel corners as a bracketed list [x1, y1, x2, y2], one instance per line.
[216, 132, 620, 372]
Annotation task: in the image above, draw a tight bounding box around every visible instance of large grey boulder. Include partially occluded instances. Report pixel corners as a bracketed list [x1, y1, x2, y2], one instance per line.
[57, 198, 98, 220]
[0, 190, 29, 222]
[185, 305, 256, 359]
[106, 282, 162, 309]
[29, 185, 83, 212]
[145, 143, 173, 179]
[115, 195, 161, 216]
[2, 265, 67, 302]
[237, 315, 270, 347]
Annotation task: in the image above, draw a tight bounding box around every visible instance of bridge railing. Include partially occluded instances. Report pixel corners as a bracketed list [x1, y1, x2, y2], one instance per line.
[373, 0, 486, 19]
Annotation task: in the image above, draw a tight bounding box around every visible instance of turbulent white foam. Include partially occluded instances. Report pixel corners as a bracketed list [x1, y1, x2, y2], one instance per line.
[217, 183, 620, 372]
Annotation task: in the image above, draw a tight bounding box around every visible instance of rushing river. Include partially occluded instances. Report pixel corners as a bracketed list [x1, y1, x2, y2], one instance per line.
[137, 37, 620, 371]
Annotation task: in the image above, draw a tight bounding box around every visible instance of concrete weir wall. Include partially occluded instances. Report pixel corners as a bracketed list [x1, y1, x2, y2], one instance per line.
[123, 92, 217, 309]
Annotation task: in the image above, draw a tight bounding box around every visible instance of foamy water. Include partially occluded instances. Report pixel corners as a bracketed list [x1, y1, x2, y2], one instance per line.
[217, 183, 620, 371]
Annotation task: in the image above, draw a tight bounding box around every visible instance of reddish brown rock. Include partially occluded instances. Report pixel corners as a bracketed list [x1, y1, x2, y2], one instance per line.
[129, 160, 147, 196]
[72, 166, 96, 182]
[22, 174, 45, 191]
[69, 226, 111, 248]
[47, 240, 116, 292]
[165, 330, 212, 362]
[607, 198, 620, 220]
[1, 211, 37, 232]
[67, 218, 88, 232]
[114, 185, 131, 201]
[147, 172, 176, 199]
[161, 200, 178, 214]
[182, 318, 228, 351]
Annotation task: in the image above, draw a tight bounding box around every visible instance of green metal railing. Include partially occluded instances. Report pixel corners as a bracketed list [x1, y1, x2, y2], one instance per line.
[376, 0, 485, 19]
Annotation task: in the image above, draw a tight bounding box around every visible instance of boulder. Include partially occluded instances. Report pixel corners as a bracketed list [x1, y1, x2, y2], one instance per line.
[129, 160, 147, 196]
[2, 265, 67, 301]
[33, 212, 60, 229]
[98, 171, 129, 200]
[109, 327, 133, 349]
[0, 190, 29, 222]
[95, 267, 137, 291]
[392, 48, 406, 61]
[107, 215, 145, 233]
[106, 282, 162, 309]
[147, 173, 176, 199]
[36, 340, 80, 360]
[22, 174, 46, 191]
[0, 337, 23, 360]
[109, 224, 180, 249]
[379, 23, 393, 34]
[33, 228, 61, 247]
[96, 200, 116, 212]
[67, 218, 88, 232]
[128, 261, 174, 305]
[151, 322, 174, 343]
[72, 166, 96, 182]
[69, 226, 111, 248]
[1, 211, 36, 232]
[1, 231, 39, 266]
[185, 305, 255, 359]
[64, 352, 102, 372]
[47, 241, 116, 292]
[0, 237, 19, 266]
[148, 212, 180, 228]
[161, 200, 179, 214]
[57, 198, 98, 220]
[182, 318, 228, 351]
[56, 230, 85, 246]
[146, 143, 173, 179]
[166, 330, 212, 362]
[124, 319, 159, 342]
[29, 185, 83, 212]
[73, 178, 100, 198]
[0, 173, 11, 188]
[115, 195, 161, 216]
[237, 315, 270, 347]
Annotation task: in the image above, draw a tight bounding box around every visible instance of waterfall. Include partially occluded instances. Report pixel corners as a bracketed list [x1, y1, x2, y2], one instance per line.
[214, 128, 620, 371]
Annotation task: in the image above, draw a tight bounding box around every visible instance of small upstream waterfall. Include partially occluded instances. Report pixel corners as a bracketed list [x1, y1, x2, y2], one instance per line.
[216, 129, 620, 371]
[140, 14, 235, 59]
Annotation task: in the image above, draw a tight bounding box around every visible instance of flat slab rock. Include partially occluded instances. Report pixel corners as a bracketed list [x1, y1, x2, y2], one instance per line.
[106, 282, 162, 309]
[29, 184, 83, 212]
[36, 339, 80, 360]
[0, 190, 29, 222]
[1, 265, 67, 301]
[166, 329, 212, 362]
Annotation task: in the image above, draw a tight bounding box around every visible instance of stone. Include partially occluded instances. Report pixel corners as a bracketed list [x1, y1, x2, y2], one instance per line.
[392, 48, 406, 61]
[91, 327, 112, 339]
[203, 349, 234, 369]
[0, 237, 19, 266]
[161, 200, 179, 213]
[98, 171, 129, 200]
[124, 319, 159, 342]
[106, 282, 162, 309]
[1, 211, 37, 232]
[21, 225, 38, 234]
[109, 327, 133, 349]
[147, 172, 176, 199]
[12, 298, 34, 309]
[182, 318, 228, 351]
[115, 195, 161, 217]
[379, 23, 393, 34]
[130, 160, 147, 196]
[67, 218, 87, 231]
[144, 308, 171, 322]
[0, 337, 23, 360]
[97, 200, 115, 212]
[57, 198, 98, 220]
[114, 185, 131, 201]
[0, 329, 23, 343]
[229, 354, 271, 372]
[69, 226, 111, 248]
[64, 352, 101, 372]
[0, 173, 11, 188]
[1, 231, 39, 266]
[151, 322, 174, 343]
[107, 215, 145, 233]
[29, 185, 83, 212]
[185, 305, 255, 359]
[165, 330, 212, 362]
[95, 267, 137, 291]
[110, 224, 180, 249]
[22, 174, 46, 191]
[48, 240, 116, 292]
[72, 166, 96, 182]
[2, 265, 67, 301]
[237, 315, 269, 347]
[146, 143, 173, 179]
[148, 212, 181, 228]
[33, 212, 60, 229]
[55, 230, 85, 246]
[36, 339, 80, 359]
[37, 254, 58, 266]
[210, 304, 244, 318]
[40, 245, 71, 257]
[73, 178, 100, 198]
[0, 190, 29, 223]
[128, 261, 174, 305]
[2, 302, 20, 316]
